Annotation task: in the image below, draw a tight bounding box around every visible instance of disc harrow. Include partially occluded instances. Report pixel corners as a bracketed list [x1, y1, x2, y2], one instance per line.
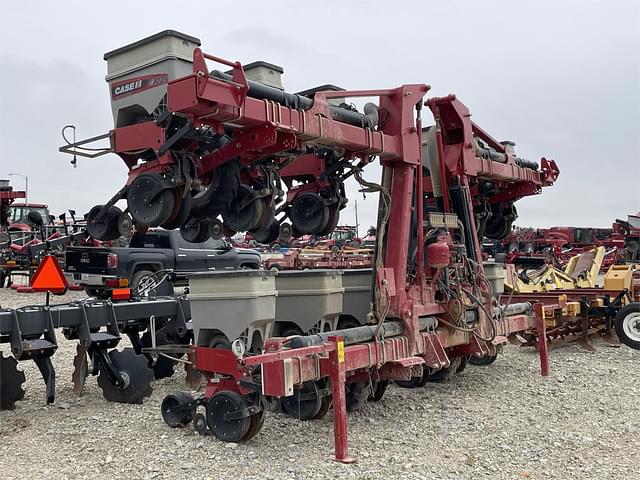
[0, 295, 190, 409]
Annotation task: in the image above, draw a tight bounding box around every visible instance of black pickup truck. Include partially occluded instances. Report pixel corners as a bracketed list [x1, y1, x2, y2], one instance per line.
[65, 229, 262, 297]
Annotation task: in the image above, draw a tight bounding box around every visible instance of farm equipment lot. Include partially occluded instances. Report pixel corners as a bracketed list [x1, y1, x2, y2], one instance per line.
[1, 289, 638, 480]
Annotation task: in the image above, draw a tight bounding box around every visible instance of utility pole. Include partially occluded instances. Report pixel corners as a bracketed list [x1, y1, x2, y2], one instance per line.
[354, 199, 359, 237]
[8, 173, 28, 204]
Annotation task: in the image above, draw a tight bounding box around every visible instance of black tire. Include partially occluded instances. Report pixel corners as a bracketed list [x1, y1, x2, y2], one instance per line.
[161, 391, 196, 427]
[281, 381, 322, 420]
[222, 185, 264, 232]
[290, 193, 330, 235]
[161, 192, 193, 230]
[396, 372, 429, 389]
[86, 205, 123, 241]
[456, 355, 468, 373]
[140, 331, 183, 380]
[209, 334, 232, 350]
[614, 303, 640, 350]
[131, 269, 173, 297]
[425, 357, 463, 383]
[345, 381, 369, 412]
[368, 380, 388, 402]
[127, 174, 175, 228]
[206, 390, 251, 443]
[251, 220, 280, 244]
[468, 354, 498, 366]
[180, 217, 210, 244]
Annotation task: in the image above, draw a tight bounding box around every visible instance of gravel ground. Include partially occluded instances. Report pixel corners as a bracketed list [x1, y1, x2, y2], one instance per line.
[1, 288, 639, 480]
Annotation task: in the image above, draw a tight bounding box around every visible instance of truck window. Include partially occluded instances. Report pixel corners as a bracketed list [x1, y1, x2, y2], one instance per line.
[174, 235, 227, 250]
[129, 232, 171, 249]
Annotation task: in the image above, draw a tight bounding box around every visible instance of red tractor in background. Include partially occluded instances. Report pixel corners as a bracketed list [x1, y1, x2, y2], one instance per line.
[6, 203, 53, 233]
[311, 225, 361, 251]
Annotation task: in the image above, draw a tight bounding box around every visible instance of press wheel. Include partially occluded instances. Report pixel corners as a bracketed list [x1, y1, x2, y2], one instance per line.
[161, 391, 196, 427]
[345, 381, 369, 412]
[395, 372, 429, 389]
[368, 380, 388, 402]
[86, 205, 123, 241]
[425, 357, 463, 383]
[468, 354, 498, 366]
[206, 391, 251, 442]
[251, 220, 280, 244]
[290, 192, 330, 235]
[180, 217, 210, 243]
[223, 185, 264, 232]
[281, 381, 322, 420]
[127, 173, 176, 227]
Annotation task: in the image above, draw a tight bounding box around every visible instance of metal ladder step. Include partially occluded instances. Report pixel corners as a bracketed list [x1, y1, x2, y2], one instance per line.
[89, 332, 120, 349]
[20, 339, 58, 359]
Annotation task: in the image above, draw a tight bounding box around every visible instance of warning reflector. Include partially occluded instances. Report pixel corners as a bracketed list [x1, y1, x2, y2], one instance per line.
[31, 255, 68, 293]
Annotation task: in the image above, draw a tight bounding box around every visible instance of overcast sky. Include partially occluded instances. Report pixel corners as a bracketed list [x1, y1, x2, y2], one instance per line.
[1, 0, 638, 231]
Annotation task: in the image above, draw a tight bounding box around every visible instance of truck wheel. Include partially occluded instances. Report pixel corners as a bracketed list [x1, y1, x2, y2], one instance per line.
[131, 270, 173, 298]
[615, 303, 640, 350]
[85, 287, 111, 300]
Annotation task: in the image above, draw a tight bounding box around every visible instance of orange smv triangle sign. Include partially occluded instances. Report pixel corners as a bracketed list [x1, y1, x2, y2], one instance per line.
[31, 255, 68, 293]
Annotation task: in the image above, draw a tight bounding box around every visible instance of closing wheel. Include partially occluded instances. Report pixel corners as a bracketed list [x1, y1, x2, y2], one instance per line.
[425, 357, 463, 383]
[281, 381, 322, 420]
[369, 380, 389, 402]
[456, 355, 468, 373]
[180, 217, 210, 243]
[86, 205, 124, 241]
[97, 349, 154, 404]
[346, 381, 369, 412]
[0, 353, 26, 410]
[208, 218, 224, 240]
[318, 205, 341, 236]
[468, 354, 498, 366]
[313, 393, 332, 420]
[395, 372, 429, 389]
[243, 399, 267, 441]
[290, 192, 330, 235]
[206, 391, 251, 442]
[161, 191, 193, 230]
[127, 173, 176, 227]
[223, 185, 264, 232]
[161, 391, 196, 427]
[251, 220, 280, 244]
[615, 303, 640, 350]
[484, 203, 517, 240]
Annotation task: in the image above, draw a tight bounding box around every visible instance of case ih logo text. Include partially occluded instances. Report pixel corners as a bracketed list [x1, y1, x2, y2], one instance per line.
[111, 74, 169, 99]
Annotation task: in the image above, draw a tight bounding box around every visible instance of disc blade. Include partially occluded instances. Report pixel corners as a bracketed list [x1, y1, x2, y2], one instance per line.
[71, 344, 89, 395]
[0, 353, 26, 410]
